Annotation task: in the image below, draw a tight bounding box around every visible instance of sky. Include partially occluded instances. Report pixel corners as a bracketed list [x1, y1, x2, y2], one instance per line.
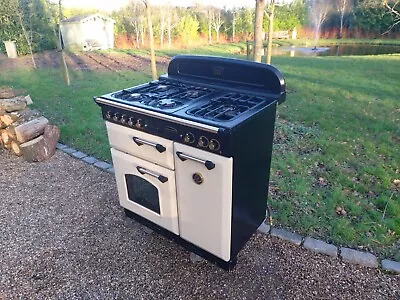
[61, 0, 253, 12]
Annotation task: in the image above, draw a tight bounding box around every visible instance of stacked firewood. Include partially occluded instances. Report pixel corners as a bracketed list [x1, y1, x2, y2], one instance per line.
[0, 87, 60, 162]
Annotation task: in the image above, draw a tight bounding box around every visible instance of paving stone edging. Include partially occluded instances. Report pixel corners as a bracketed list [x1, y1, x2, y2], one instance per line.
[55, 143, 400, 274]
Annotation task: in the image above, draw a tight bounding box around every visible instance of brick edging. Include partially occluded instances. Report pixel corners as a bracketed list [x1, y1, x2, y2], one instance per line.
[56, 143, 400, 274]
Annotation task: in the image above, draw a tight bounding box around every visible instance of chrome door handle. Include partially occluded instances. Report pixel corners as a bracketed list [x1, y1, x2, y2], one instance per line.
[176, 151, 215, 170]
[132, 137, 166, 153]
[136, 166, 168, 183]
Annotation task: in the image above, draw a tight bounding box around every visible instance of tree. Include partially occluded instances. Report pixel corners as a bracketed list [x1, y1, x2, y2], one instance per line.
[211, 9, 224, 42]
[254, 0, 265, 62]
[308, 0, 332, 48]
[265, 0, 276, 64]
[58, 0, 70, 85]
[175, 13, 199, 46]
[231, 9, 237, 42]
[384, 1, 400, 33]
[206, 6, 214, 44]
[336, 0, 352, 37]
[143, 0, 157, 80]
[236, 7, 254, 40]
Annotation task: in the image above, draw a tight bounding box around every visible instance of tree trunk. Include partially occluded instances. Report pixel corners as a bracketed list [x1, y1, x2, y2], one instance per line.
[339, 13, 344, 38]
[167, 18, 172, 48]
[208, 14, 212, 44]
[17, 11, 37, 69]
[232, 14, 236, 42]
[254, 0, 265, 62]
[145, 1, 157, 80]
[266, 0, 275, 65]
[58, 0, 70, 86]
[160, 12, 165, 49]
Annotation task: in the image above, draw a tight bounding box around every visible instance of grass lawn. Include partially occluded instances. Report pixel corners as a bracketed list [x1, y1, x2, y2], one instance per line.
[1, 49, 399, 261]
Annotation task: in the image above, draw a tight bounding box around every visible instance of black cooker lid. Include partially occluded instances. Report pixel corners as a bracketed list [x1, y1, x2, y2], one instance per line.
[167, 55, 286, 99]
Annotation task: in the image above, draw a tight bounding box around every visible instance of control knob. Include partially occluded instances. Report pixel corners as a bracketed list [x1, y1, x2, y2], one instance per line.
[105, 111, 112, 119]
[112, 113, 120, 121]
[198, 136, 209, 147]
[127, 117, 135, 127]
[184, 132, 195, 144]
[136, 119, 144, 129]
[120, 114, 127, 124]
[209, 139, 220, 151]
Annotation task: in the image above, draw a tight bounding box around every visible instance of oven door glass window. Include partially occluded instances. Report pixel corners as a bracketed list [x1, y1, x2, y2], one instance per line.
[125, 174, 160, 214]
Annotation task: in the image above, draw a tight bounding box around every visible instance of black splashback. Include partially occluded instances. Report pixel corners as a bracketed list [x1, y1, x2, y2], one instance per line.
[167, 55, 286, 101]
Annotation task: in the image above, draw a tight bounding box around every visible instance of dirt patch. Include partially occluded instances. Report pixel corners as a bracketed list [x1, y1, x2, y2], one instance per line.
[0, 50, 170, 74]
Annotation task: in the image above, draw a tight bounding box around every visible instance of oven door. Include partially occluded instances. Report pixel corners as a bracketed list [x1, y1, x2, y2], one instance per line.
[111, 148, 179, 235]
[174, 143, 233, 261]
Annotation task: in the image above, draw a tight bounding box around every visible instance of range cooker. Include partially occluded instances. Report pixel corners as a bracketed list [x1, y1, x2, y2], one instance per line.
[95, 55, 286, 270]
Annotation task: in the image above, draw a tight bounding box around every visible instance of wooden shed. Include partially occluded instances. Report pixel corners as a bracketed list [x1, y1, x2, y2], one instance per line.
[60, 14, 115, 51]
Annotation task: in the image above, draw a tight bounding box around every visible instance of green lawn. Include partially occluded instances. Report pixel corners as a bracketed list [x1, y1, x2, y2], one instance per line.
[1, 49, 399, 261]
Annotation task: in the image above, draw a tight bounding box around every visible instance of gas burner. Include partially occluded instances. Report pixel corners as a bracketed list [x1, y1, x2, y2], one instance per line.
[187, 93, 265, 121]
[158, 99, 180, 108]
[111, 80, 216, 109]
[156, 85, 168, 90]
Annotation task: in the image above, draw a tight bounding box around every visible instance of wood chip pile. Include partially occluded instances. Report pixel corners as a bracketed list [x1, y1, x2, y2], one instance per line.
[0, 87, 60, 162]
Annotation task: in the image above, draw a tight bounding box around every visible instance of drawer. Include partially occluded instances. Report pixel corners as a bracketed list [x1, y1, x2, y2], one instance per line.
[106, 121, 174, 170]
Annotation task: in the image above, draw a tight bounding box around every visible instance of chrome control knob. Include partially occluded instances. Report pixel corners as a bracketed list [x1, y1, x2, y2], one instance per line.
[120, 115, 127, 124]
[105, 111, 112, 119]
[198, 136, 209, 147]
[209, 139, 220, 151]
[127, 117, 135, 127]
[136, 119, 144, 128]
[112, 113, 120, 121]
[184, 133, 195, 144]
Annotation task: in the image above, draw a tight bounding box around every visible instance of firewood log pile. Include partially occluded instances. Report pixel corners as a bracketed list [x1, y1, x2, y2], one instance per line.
[0, 86, 60, 162]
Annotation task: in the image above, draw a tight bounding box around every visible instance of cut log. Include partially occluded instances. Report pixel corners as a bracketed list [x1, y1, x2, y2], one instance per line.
[14, 116, 48, 143]
[25, 95, 33, 105]
[5, 126, 16, 140]
[19, 125, 60, 162]
[20, 125, 60, 162]
[0, 113, 18, 126]
[0, 96, 27, 112]
[0, 87, 15, 99]
[42, 125, 60, 157]
[11, 140, 22, 156]
[1, 130, 10, 144]
[0, 87, 26, 99]
[20, 136, 47, 161]
[12, 108, 41, 122]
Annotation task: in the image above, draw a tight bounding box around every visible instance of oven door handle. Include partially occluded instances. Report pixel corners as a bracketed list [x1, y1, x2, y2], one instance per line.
[132, 137, 166, 153]
[176, 151, 215, 170]
[136, 166, 168, 183]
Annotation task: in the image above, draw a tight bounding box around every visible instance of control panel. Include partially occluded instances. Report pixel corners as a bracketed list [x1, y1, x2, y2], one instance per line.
[102, 107, 227, 156]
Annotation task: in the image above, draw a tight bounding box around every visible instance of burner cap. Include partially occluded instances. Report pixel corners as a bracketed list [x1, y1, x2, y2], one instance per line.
[158, 98, 177, 108]
[156, 85, 168, 90]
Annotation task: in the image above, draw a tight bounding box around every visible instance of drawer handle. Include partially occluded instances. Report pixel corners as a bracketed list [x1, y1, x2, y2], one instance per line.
[136, 166, 168, 183]
[176, 152, 215, 170]
[133, 137, 166, 153]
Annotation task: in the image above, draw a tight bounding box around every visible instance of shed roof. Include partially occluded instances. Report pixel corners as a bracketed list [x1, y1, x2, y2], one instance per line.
[61, 13, 115, 24]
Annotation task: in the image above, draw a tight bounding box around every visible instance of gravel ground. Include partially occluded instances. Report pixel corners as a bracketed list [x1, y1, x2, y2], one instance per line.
[0, 149, 398, 300]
